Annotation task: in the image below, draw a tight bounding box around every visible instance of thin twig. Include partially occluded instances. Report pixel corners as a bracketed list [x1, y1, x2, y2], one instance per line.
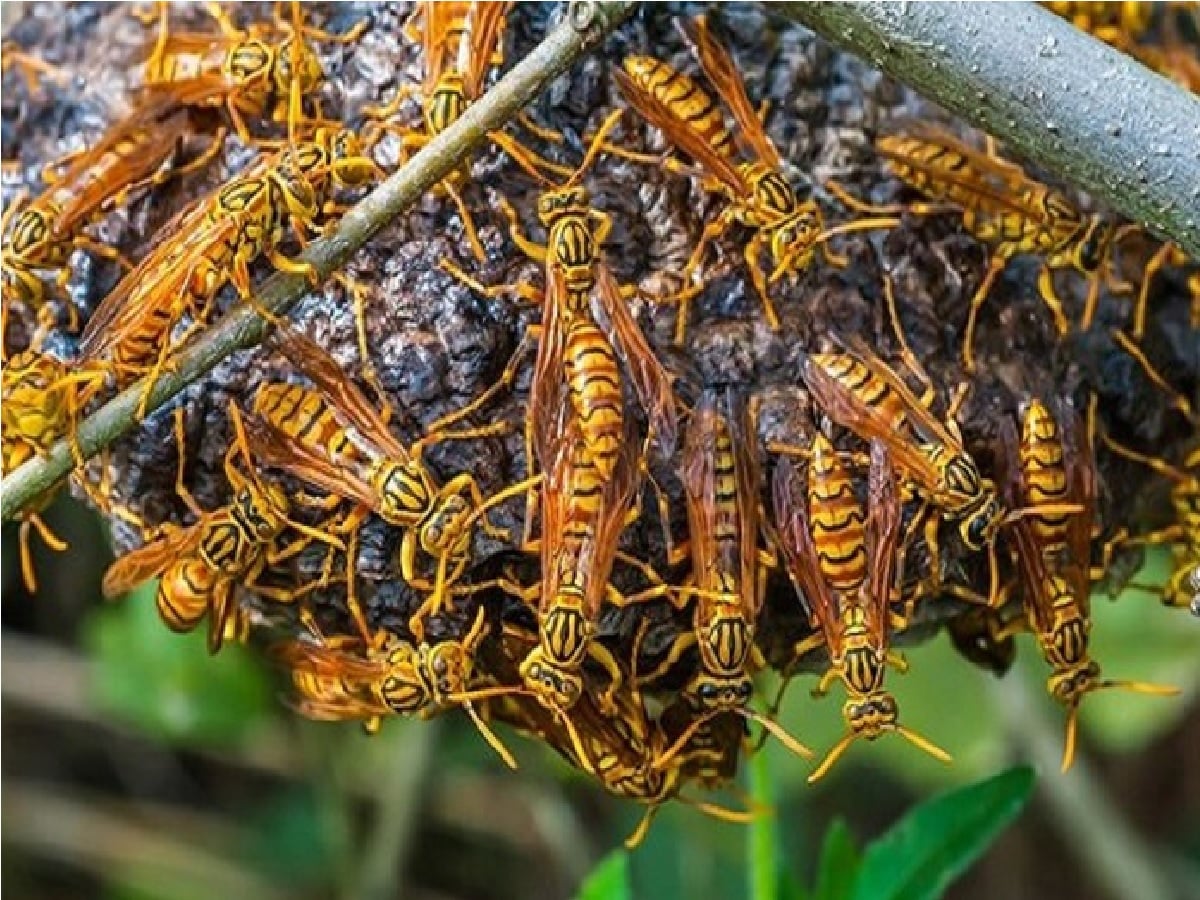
[777, 2, 1200, 256]
[0, 0, 637, 523]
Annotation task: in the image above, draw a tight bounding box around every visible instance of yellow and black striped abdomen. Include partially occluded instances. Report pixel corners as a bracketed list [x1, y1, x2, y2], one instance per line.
[808, 434, 867, 594]
[1020, 400, 1071, 550]
[156, 557, 213, 632]
[253, 382, 359, 462]
[564, 319, 623, 480]
[812, 353, 910, 433]
[878, 136, 978, 207]
[622, 55, 737, 162]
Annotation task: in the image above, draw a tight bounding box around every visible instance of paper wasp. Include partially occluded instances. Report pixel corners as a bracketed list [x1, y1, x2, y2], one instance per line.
[494, 621, 753, 849]
[799, 342, 1006, 598]
[1, 97, 223, 343]
[998, 399, 1176, 770]
[138, 1, 365, 145]
[75, 126, 375, 419]
[2, 350, 78, 592]
[365, 1, 565, 260]
[243, 327, 529, 644]
[774, 439, 952, 781]
[645, 388, 812, 767]
[441, 108, 679, 488]
[275, 605, 517, 767]
[828, 126, 1123, 371]
[101, 402, 344, 654]
[614, 15, 896, 344]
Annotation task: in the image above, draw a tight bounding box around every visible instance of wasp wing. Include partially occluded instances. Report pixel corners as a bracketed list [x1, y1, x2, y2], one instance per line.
[528, 263, 569, 474]
[863, 440, 901, 653]
[270, 328, 412, 463]
[772, 455, 839, 644]
[101, 524, 203, 598]
[1057, 400, 1097, 617]
[464, 0, 511, 99]
[998, 412, 1056, 636]
[678, 15, 782, 169]
[613, 64, 749, 196]
[594, 262, 679, 458]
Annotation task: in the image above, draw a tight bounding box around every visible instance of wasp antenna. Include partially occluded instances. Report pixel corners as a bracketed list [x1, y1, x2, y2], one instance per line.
[463, 701, 519, 770]
[624, 803, 662, 850]
[685, 795, 759, 826]
[1062, 705, 1080, 773]
[653, 712, 713, 772]
[808, 731, 859, 783]
[895, 724, 953, 765]
[1099, 678, 1179, 698]
[570, 108, 626, 187]
[745, 709, 814, 760]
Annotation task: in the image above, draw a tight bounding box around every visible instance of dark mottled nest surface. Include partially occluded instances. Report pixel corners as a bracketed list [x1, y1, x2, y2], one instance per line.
[4, 3, 1197, 675]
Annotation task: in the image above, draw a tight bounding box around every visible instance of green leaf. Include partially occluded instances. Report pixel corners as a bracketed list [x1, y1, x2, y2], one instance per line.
[577, 850, 631, 900]
[850, 766, 1035, 900]
[813, 819, 860, 900]
[83, 580, 272, 746]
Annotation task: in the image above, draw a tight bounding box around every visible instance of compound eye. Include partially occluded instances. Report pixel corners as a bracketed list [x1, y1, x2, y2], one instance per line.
[966, 516, 989, 549]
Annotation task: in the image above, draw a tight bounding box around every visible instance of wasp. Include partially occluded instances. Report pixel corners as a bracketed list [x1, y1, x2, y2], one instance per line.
[138, 1, 364, 145]
[774, 439, 952, 781]
[614, 15, 896, 344]
[1, 350, 78, 592]
[829, 126, 1123, 371]
[999, 399, 1176, 770]
[799, 342, 1007, 600]
[494, 621, 753, 849]
[644, 389, 812, 767]
[242, 327, 529, 643]
[101, 402, 343, 654]
[275, 606, 517, 767]
[364, 2, 563, 260]
[1, 98, 224, 343]
[444, 109, 678, 494]
[75, 127, 376, 419]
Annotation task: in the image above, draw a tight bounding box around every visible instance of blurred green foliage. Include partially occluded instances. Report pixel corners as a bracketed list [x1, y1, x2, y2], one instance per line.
[84, 580, 273, 746]
[580, 768, 1035, 900]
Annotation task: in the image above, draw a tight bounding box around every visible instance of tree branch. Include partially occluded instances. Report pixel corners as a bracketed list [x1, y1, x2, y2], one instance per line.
[0, 0, 637, 523]
[777, 1, 1200, 257]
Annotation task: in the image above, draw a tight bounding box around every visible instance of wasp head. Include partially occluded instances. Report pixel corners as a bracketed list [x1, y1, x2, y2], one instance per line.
[768, 203, 824, 282]
[420, 640, 470, 703]
[1074, 217, 1112, 274]
[519, 648, 583, 711]
[844, 691, 899, 740]
[536, 185, 589, 227]
[1048, 659, 1101, 707]
[418, 490, 473, 558]
[959, 483, 1004, 550]
[272, 36, 324, 104]
[374, 460, 434, 525]
[687, 671, 753, 715]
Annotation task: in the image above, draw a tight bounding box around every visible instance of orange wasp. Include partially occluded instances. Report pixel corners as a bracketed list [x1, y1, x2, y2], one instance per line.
[444, 109, 679, 495]
[101, 402, 343, 654]
[275, 606, 518, 767]
[138, 1, 364, 145]
[1, 96, 223, 343]
[365, 2, 560, 259]
[614, 15, 896, 343]
[644, 388, 812, 768]
[774, 439, 952, 781]
[494, 620, 753, 849]
[74, 126, 375, 418]
[829, 125, 1125, 370]
[243, 327, 529, 643]
[998, 399, 1176, 770]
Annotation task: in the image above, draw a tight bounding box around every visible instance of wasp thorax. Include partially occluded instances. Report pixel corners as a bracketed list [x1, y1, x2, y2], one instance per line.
[232, 484, 288, 542]
[428, 72, 468, 135]
[374, 461, 433, 525]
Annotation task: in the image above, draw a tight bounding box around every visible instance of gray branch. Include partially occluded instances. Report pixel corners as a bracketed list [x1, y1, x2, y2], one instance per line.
[778, 1, 1200, 256]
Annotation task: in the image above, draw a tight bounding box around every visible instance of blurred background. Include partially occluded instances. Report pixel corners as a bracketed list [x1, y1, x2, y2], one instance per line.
[3, 496, 1198, 900]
